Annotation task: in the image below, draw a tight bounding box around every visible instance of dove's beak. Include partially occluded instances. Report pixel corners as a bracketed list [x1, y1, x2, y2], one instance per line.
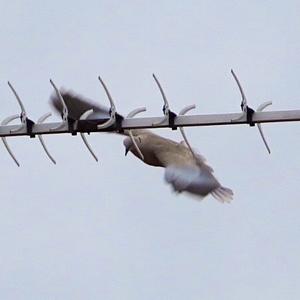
[125, 147, 129, 156]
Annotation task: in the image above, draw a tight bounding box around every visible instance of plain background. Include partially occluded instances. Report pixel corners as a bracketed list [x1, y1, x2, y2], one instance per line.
[0, 1, 300, 299]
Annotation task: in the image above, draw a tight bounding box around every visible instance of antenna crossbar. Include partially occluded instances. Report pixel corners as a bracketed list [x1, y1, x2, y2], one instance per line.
[0, 109, 298, 137]
[1, 71, 299, 165]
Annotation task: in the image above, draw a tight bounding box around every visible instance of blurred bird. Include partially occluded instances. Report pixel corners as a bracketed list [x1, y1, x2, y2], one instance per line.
[50, 90, 233, 203]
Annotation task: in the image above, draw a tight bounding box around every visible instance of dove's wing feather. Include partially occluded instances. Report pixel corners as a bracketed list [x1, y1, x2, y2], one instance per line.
[164, 165, 220, 197]
[154, 139, 211, 170]
[179, 140, 214, 172]
[151, 139, 233, 202]
[50, 89, 112, 120]
[49, 89, 149, 135]
[164, 164, 233, 203]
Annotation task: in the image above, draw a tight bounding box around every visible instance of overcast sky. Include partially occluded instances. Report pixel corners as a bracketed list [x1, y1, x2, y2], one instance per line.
[0, 1, 300, 299]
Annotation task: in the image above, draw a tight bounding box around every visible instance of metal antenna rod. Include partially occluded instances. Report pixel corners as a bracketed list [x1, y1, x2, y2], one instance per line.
[231, 69, 247, 112]
[0, 109, 299, 134]
[7, 82, 26, 114]
[7, 82, 28, 133]
[127, 107, 147, 160]
[37, 112, 56, 164]
[152, 74, 171, 126]
[97, 76, 117, 130]
[1, 115, 21, 166]
[153, 74, 170, 110]
[256, 101, 272, 154]
[49, 79, 69, 131]
[1, 81, 33, 166]
[179, 104, 197, 159]
[231, 70, 272, 154]
[79, 109, 98, 161]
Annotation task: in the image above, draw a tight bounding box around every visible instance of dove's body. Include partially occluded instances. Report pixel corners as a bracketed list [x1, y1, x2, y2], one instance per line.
[126, 132, 180, 167]
[50, 90, 233, 203]
[123, 132, 232, 202]
[126, 132, 209, 169]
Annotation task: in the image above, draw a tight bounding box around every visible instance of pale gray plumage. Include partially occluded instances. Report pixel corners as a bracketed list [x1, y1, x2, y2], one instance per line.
[50, 90, 233, 203]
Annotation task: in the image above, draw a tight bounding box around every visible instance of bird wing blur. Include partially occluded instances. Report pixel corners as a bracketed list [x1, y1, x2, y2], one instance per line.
[50, 89, 116, 120]
[50, 89, 233, 203]
[50, 89, 147, 136]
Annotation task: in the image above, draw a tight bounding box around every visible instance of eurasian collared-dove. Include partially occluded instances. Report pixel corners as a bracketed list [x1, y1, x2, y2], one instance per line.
[50, 90, 233, 203]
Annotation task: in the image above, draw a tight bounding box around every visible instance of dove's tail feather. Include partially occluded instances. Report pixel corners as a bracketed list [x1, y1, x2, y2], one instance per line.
[211, 186, 233, 203]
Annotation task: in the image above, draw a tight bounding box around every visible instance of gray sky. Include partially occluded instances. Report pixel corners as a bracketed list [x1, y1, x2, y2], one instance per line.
[0, 1, 300, 299]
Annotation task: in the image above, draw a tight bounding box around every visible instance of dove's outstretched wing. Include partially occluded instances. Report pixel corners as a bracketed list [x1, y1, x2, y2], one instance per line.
[49, 89, 148, 136]
[164, 165, 233, 203]
[49, 89, 119, 120]
[152, 140, 233, 203]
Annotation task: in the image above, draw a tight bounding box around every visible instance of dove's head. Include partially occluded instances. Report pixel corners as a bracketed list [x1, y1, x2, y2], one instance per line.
[123, 137, 133, 156]
[123, 136, 142, 156]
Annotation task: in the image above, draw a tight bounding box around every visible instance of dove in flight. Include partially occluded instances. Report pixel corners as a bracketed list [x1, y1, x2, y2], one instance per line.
[50, 90, 233, 203]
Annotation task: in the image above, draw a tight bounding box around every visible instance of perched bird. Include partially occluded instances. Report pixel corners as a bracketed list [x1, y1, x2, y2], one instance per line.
[50, 90, 233, 203]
